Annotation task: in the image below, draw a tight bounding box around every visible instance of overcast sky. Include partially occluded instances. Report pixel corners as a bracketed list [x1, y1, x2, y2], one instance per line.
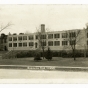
[0, 5, 88, 34]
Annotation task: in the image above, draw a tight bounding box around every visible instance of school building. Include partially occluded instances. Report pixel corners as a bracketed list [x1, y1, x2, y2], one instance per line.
[5, 24, 88, 51]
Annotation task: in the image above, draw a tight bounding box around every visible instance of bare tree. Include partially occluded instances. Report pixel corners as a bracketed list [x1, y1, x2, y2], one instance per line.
[0, 22, 12, 33]
[36, 29, 45, 59]
[36, 28, 49, 59]
[64, 30, 81, 61]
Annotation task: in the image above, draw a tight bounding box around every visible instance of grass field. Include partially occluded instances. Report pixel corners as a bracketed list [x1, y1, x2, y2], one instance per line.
[0, 57, 88, 67]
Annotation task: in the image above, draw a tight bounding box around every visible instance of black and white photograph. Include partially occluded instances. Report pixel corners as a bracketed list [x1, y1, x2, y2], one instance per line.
[0, 4, 88, 84]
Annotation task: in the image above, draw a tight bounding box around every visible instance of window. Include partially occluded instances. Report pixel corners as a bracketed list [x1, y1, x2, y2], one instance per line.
[41, 41, 46, 46]
[54, 41, 60, 46]
[29, 42, 34, 46]
[29, 35, 34, 40]
[35, 35, 38, 39]
[4, 39, 7, 43]
[48, 41, 53, 46]
[70, 40, 76, 45]
[18, 36, 22, 40]
[87, 41, 88, 45]
[48, 34, 53, 39]
[41, 34, 46, 39]
[23, 42, 27, 47]
[62, 41, 68, 46]
[13, 37, 17, 41]
[62, 33, 67, 38]
[69, 32, 76, 37]
[9, 37, 12, 41]
[54, 34, 60, 38]
[87, 33, 88, 38]
[13, 43, 17, 47]
[19, 43, 22, 47]
[35, 42, 37, 48]
[1, 39, 3, 44]
[23, 36, 27, 40]
[9, 43, 12, 47]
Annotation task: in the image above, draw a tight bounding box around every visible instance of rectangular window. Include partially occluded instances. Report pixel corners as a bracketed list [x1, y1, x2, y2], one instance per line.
[23, 42, 27, 47]
[1, 39, 3, 44]
[62, 33, 67, 38]
[48, 41, 53, 46]
[13, 43, 17, 47]
[41, 41, 46, 46]
[36, 35, 38, 39]
[62, 41, 68, 46]
[19, 43, 22, 47]
[87, 41, 88, 45]
[54, 41, 60, 46]
[69, 32, 76, 37]
[23, 36, 27, 40]
[41, 34, 46, 39]
[48, 34, 53, 39]
[18, 36, 22, 40]
[9, 43, 12, 47]
[9, 37, 12, 41]
[4, 39, 7, 43]
[70, 40, 76, 45]
[35, 42, 37, 48]
[13, 37, 17, 41]
[54, 34, 60, 38]
[87, 33, 88, 38]
[29, 35, 34, 40]
[29, 42, 34, 46]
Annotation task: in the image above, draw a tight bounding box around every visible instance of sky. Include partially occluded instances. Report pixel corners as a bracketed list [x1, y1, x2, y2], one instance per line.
[0, 5, 88, 34]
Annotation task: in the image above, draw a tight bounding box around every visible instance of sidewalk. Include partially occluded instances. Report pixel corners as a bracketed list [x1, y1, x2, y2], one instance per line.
[0, 65, 88, 71]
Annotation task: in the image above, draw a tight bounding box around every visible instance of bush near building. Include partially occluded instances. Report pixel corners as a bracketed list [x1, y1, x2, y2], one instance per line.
[45, 47, 52, 60]
[61, 50, 84, 58]
[34, 52, 42, 61]
[2, 49, 88, 59]
[14, 50, 85, 58]
[33, 49, 42, 61]
[16, 51, 36, 58]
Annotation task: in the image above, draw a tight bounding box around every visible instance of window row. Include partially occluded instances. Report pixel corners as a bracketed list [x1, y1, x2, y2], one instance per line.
[9, 32, 78, 42]
[9, 42, 34, 47]
[8, 33, 71, 41]
[48, 41, 69, 46]
[8, 39, 88, 47]
[9, 41, 74, 47]
[9, 36, 34, 41]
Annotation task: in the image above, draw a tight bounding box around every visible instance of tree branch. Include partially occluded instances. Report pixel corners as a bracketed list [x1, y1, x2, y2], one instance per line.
[0, 22, 13, 33]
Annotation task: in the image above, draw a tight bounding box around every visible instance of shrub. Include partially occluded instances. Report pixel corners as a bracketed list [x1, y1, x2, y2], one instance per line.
[61, 50, 68, 58]
[61, 50, 84, 58]
[45, 47, 52, 60]
[34, 51, 42, 61]
[16, 51, 36, 58]
[74, 50, 84, 57]
[52, 51, 59, 57]
[52, 51, 63, 57]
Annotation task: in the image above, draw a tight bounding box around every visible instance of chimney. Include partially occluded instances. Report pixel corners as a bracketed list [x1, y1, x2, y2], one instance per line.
[41, 24, 45, 33]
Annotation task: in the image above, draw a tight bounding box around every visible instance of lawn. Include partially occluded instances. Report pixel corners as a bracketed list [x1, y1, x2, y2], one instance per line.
[0, 57, 88, 67]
